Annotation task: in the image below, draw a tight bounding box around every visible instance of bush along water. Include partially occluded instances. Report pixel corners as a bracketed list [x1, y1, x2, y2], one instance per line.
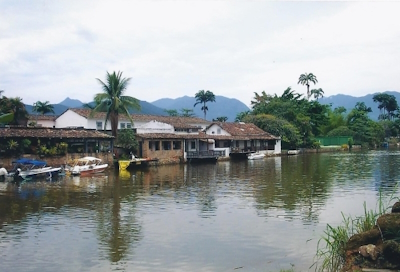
[313, 189, 400, 272]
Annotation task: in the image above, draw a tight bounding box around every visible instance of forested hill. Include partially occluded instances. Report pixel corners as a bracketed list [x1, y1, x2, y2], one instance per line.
[318, 91, 400, 120]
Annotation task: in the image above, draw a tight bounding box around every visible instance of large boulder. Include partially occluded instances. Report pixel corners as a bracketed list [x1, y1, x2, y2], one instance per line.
[376, 213, 400, 239]
[391, 201, 400, 213]
[346, 228, 381, 251]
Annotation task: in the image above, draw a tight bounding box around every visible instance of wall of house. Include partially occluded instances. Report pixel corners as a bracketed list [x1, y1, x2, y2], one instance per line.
[205, 124, 230, 136]
[214, 147, 230, 157]
[28, 119, 55, 128]
[274, 139, 282, 154]
[141, 139, 184, 164]
[56, 111, 88, 128]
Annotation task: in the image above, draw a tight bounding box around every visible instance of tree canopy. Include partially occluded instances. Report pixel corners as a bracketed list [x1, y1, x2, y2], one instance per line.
[92, 71, 141, 137]
[194, 90, 216, 120]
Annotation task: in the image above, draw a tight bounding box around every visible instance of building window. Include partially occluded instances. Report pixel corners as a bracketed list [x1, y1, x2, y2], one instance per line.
[217, 128, 221, 134]
[155, 141, 160, 150]
[162, 141, 171, 150]
[173, 141, 181, 150]
[127, 123, 132, 129]
[120, 123, 126, 129]
[96, 121, 102, 130]
[191, 141, 196, 149]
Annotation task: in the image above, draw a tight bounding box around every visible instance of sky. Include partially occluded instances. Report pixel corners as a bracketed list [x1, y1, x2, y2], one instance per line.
[1, 0, 400, 107]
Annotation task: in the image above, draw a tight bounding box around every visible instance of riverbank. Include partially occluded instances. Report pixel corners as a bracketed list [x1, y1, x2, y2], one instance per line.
[0, 145, 361, 171]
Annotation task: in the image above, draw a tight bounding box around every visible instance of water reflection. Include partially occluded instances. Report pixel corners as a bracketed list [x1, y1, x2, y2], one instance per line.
[0, 150, 399, 271]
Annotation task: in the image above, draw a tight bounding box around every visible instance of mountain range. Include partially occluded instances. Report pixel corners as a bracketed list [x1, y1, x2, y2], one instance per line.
[24, 91, 400, 121]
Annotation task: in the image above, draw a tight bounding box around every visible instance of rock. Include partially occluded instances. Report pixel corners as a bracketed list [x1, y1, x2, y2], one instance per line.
[358, 244, 379, 261]
[376, 213, 400, 239]
[346, 228, 381, 251]
[382, 240, 400, 266]
[391, 201, 400, 213]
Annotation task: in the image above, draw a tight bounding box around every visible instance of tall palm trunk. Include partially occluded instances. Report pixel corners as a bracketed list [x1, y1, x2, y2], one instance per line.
[110, 112, 119, 137]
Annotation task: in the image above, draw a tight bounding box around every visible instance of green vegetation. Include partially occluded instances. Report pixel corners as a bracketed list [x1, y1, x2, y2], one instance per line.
[235, 74, 400, 149]
[92, 70, 141, 137]
[164, 108, 196, 117]
[194, 90, 216, 120]
[313, 190, 399, 272]
[0, 93, 29, 125]
[115, 129, 139, 153]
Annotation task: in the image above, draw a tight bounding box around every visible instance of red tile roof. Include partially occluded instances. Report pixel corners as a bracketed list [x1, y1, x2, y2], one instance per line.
[28, 114, 57, 121]
[0, 127, 113, 139]
[68, 108, 210, 129]
[207, 122, 279, 140]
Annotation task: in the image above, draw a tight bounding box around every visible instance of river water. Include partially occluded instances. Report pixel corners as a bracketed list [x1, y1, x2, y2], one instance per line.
[0, 149, 399, 272]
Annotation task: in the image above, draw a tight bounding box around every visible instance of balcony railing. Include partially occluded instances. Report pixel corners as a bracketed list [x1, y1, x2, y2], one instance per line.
[186, 150, 226, 159]
[230, 146, 274, 153]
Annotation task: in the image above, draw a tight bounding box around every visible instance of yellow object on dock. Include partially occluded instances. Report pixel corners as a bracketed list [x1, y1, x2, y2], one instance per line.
[118, 160, 131, 171]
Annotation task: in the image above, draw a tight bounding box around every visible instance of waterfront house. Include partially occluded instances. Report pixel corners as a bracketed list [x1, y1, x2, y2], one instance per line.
[204, 122, 281, 157]
[27, 108, 281, 163]
[0, 126, 114, 154]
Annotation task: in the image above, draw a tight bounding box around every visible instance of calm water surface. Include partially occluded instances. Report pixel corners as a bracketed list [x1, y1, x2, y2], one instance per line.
[1, 150, 399, 272]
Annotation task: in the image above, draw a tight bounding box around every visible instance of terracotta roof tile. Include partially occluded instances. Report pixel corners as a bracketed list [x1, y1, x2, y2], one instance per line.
[207, 122, 279, 140]
[69, 108, 210, 128]
[0, 127, 113, 139]
[28, 114, 57, 121]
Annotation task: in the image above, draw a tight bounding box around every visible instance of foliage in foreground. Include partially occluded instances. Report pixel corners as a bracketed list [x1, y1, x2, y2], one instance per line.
[313, 189, 399, 272]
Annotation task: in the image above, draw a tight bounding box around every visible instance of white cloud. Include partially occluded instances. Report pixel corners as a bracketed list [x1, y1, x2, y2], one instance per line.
[1, 1, 400, 106]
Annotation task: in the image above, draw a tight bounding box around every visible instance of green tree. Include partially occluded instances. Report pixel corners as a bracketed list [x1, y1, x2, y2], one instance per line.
[235, 110, 250, 122]
[92, 71, 141, 137]
[321, 107, 348, 135]
[213, 116, 228, 122]
[243, 114, 302, 149]
[115, 129, 139, 152]
[164, 109, 178, 116]
[180, 108, 196, 117]
[298, 73, 318, 100]
[33, 101, 55, 115]
[373, 93, 399, 120]
[310, 88, 324, 100]
[347, 102, 381, 146]
[194, 90, 216, 120]
[0, 96, 29, 125]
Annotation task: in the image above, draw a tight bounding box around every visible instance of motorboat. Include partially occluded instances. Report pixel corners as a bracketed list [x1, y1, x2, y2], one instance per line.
[247, 152, 265, 160]
[8, 158, 62, 180]
[67, 156, 108, 176]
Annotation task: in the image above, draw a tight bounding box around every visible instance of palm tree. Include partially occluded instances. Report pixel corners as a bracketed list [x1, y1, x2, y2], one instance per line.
[8, 97, 29, 125]
[33, 101, 55, 115]
[194, 90, 216, 120]
[213, 116, 228, 122]
[33, 101, 55, 126]
[92, 71, 141, 137]
[310, 88, 324, 101]
[298, 73, 318, 100]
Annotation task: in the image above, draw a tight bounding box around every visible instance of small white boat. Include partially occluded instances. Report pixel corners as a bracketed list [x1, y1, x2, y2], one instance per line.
[8, 158, 61, 180]
[67, 156, 108, 176]
[247, 152, 265, 160]
[287, 150, 300, 155]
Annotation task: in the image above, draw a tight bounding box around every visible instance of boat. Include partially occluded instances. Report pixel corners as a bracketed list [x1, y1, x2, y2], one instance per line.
[67, 156, 108, 176]
[8, 158, 62, 180]
[118, 154, 158, 170]
[247, 152, 265, 160]
[287, 150, 300, 155]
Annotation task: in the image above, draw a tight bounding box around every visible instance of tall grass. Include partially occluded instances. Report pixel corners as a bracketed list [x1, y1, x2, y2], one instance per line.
[313, 188, 399, 272]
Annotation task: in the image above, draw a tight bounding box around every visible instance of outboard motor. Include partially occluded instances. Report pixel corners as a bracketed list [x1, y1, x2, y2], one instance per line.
[13, 168, 22, 183]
